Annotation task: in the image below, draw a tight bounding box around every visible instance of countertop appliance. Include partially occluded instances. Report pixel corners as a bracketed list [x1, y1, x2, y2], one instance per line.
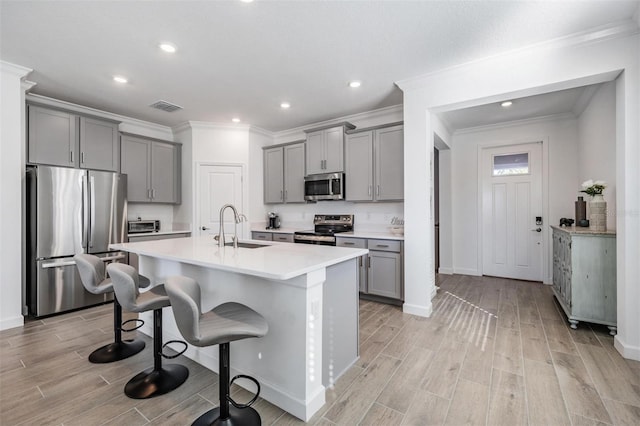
[294, 214, 354, 246]
[266, 212, 280, 230]
[26, 166, 127, 317]
[128, 219, 161, 234]
[304, 172, 344, 201]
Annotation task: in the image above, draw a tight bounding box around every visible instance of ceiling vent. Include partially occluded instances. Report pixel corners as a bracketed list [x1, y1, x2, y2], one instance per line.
[149, 100, 183, 113]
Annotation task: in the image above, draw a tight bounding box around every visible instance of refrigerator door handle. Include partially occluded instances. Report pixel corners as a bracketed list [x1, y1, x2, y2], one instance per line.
[42, 259, 76, 269]
[82, 175, 89, 249]
[89, 175, 96, 249]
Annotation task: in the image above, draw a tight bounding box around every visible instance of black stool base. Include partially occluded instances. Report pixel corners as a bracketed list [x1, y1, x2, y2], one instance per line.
[88, 339, 145, 364]
[125, 364, 189, 399]
[192, 405, 261, 426]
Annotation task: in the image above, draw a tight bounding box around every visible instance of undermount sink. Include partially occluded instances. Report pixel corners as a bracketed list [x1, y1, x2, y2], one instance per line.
[224, 242, 269, 249]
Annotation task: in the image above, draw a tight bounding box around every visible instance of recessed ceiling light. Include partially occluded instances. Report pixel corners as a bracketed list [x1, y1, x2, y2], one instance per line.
[159, 43, 177, 53]
[348, 81, 361, 88]
[239, 0, 254, 3]
[280, 102, 291, 109]
[501, 101, 513, 107]
[232, 118, 241, 123]
[113, 76, 128, 84]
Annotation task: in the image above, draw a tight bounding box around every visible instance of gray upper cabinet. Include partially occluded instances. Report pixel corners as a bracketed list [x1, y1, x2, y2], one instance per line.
[284, 143, 305, 203]
[375, 125, 404, 201]
[345, 132, 374, 201]
[305, 123, 354, 175]
[121, 133, 181, 204]
[28, 105, 120, 172]
[79, 116, 119, 171]
[345, 124, 403, 202]
[264, 146, 284, 203]
[263, 142, 305, 204]
[28, 105, 77, 167]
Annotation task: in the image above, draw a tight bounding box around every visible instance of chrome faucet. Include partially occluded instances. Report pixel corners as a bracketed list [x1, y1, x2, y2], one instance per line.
[215, 204, 247, 248]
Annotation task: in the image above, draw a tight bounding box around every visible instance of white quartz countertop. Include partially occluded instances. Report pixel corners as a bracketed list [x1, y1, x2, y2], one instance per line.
[110, 236, 368, 281]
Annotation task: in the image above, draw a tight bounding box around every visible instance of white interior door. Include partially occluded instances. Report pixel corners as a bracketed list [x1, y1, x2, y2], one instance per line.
[482, 142, 543, 281]
[197, 164, 244, 239]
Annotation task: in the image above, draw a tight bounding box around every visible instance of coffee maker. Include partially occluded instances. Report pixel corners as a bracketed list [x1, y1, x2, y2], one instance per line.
[267, 212, 280, 229]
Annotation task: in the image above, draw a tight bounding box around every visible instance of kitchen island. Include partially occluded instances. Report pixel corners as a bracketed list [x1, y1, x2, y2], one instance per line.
[110, 236, 367, 421]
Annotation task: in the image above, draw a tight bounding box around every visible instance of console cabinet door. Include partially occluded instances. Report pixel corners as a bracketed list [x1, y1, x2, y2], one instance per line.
[151, 142, 179, 203]
[121, 135, 151, 202]
[264, 147, 284, 204]
[79, 116, 119, 171]
[28, 105, 77, 167]
[284, 143, 305, 203]
[345, 132, 374, 201]
[368, 250, 402, 299]
[375, 125, 404, 201]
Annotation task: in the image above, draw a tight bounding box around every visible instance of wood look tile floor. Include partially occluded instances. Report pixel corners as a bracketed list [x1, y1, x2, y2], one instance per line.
[2, 274, 640, 425]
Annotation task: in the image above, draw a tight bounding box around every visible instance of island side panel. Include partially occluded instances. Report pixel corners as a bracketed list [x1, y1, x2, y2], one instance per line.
[137, 255, 326, 422]
[323, 258, 359, 388]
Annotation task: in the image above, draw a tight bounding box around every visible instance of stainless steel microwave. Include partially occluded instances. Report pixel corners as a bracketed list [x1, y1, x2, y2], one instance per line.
[304, 173, 344, 201]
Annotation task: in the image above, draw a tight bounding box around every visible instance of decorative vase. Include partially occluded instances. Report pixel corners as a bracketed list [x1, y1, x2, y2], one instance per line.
[575, 196, 587, 225]
[589, 194, 607, 231]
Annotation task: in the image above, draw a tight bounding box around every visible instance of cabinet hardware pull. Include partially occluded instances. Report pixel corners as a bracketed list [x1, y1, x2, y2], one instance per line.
[148, 189, 152, 199]
[81, 152, 85, 164]
[367, 256, 371, 268]
[377, 185, 380, 196]
[280, 190, 283, 201]
[344, 242, 354, 245]
[70, 151, 74, 163]
[285, 190, 287, 201]
[376, 244, 389, 248]
[359, 256, 363, 267]
[368, 186, 371, 196]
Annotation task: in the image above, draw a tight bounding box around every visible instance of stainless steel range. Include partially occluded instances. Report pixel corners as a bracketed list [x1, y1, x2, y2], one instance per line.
[294, 214, 354, 246]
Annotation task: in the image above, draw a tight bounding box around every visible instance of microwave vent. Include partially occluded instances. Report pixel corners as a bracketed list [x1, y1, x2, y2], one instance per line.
[149, 100, 183, 113]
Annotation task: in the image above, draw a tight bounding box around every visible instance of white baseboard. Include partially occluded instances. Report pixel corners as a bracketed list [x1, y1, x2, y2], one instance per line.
[453, 267, 481, 276]
[438, 267, 453, 275]
[402, 302, 433, 318]
[0, 315, 24, 331]
[614, 335, 640, 361]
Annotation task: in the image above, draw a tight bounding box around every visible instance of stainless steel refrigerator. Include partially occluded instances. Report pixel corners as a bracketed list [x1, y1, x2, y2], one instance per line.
[26, 166, 127, 316]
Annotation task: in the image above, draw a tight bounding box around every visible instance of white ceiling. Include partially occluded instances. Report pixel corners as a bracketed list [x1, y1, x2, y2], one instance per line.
[438, 85, 600, 131]
[1, 1, 638, 132]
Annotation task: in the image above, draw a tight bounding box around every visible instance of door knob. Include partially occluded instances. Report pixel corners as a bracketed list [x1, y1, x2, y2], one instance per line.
[201, 226, 211, 231]
[531, 227, 542, 232]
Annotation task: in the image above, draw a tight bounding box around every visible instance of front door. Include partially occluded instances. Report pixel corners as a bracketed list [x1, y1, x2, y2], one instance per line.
[481, 142, 543, 281]
[197, 164, 244, 239]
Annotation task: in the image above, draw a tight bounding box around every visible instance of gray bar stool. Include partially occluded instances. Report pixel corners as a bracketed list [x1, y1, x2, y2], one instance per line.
[164, 276, 268, 426]
[107, 263, 189, 399]
[74, 254, 146, 363]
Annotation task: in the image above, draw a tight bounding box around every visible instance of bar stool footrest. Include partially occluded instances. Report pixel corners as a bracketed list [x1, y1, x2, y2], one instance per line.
[120, 318, 144, 332]
[161, 340, 188, 359]
[88, 339, 145, 364]
[192, 405, 261, 426]
[228, 375, 260, 409]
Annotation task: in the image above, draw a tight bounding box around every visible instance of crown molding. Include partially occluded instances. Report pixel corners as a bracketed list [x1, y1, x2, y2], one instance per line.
[184, 120, 251, 131]
[397, 19, 639, 92]
[0, 61, 32, 78]
[21, 80, 37, 92]
[452, 112, 576, 136]
[249, 125, 275, 138]
[274, 104, 404, 140]
[26, 93, 173, 138]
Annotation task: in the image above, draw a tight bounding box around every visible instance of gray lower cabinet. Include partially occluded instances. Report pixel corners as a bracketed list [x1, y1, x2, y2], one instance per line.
[121, 133, 181, 204]
[345, 124, 403, 202]
[251, 232, 273, 241]
[28, 104, 120, 171]
[337, 237, 403, 301]
[551, 226, 616, 334]
[263, 142, 305, 204]
[251, 231, 294, 243]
